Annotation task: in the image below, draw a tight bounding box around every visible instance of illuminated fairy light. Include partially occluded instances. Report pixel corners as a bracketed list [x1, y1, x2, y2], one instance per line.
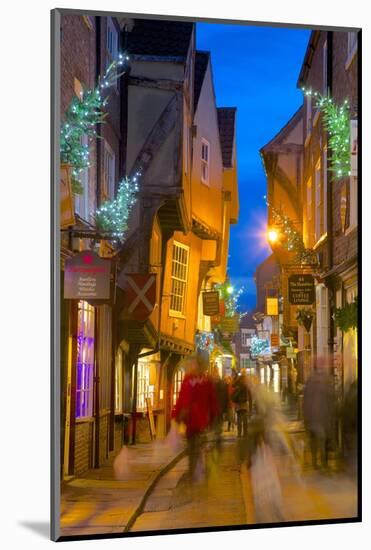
[215, 280, 247, 320]
[95, 176, 139, 242]
[60, 54, 130, 193]
[301, 88, 351, 179]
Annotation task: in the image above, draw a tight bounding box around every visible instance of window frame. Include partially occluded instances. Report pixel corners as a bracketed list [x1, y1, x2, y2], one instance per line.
[106, 17, 119, 89]
[314, 158, 323, 243]
[346, 31, 358, 70]
[201, 138, 210, 185]
[306, 177, 313, 247]
[75, 300, 95, 420]
[169, 241, 190, 317]
[172, 368, 185, 407]
[103, 140, 116, 200]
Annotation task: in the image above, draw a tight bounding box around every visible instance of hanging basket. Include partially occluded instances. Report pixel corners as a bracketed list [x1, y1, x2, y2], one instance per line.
[296, 307, 314, 333]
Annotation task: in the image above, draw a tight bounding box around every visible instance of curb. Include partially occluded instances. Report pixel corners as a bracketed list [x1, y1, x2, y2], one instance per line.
[123, 447, 187, 532]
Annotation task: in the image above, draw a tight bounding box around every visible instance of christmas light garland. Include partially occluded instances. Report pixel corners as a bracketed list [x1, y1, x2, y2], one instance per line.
[60, 54, 129, 192]
[215, 279, 247, 319]
[95, 177, 139, 241]
[250, 336, 270, 357]
[269, 203, 318, 265]
[302, 88, 351, 179]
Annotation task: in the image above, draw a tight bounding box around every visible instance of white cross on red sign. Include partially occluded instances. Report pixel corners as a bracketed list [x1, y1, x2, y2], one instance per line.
[125, 274, 157, 321]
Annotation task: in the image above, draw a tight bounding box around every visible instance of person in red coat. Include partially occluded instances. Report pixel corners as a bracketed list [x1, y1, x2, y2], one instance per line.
[174, 353, 219, 482]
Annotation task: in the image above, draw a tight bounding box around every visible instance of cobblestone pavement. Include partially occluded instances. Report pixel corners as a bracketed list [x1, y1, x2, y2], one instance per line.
[131, 432, 358, 532]
[60, 423, 358, 537]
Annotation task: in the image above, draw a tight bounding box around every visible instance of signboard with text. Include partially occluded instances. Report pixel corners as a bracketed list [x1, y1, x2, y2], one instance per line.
[202, 291, 220, 316]
[288, 274, 315, 305]
[220, 315, 239, 334]
[64, 251, 111, 300]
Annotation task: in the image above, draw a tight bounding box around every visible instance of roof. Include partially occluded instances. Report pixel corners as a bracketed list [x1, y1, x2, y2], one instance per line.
[126, 19, 194, 58]
[297, 31, 321, 88]
[259, 106, 303, 156]
[194, 51, 210, 111]
[217, 108, 237, 168]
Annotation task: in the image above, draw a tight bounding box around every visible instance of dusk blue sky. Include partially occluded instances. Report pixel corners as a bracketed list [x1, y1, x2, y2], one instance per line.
[196, 23, 311, 312]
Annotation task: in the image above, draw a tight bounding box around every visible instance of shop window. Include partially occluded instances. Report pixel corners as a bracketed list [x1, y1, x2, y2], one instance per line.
[172, 368, 184, 407]
[137, 360, 154, 411]
[306, 177, 313, 246]
[76, 301, 95, 418]
[103, 141, 115, 200]
[314, 158, 323, 242]
[98, 305, 112, 411]
[115, 348, 123, 413]
[170, 241, 189, 316]
[316, 285, 329, 357]
[201, 138, 210, 185]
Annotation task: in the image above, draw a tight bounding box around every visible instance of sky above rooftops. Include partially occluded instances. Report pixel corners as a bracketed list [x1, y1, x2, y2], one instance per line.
[196, 22, 310, 312]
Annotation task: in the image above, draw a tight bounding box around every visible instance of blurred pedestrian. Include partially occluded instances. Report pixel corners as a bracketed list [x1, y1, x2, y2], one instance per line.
[225, 375, 235, 431]
[174, 354, 218, 482]
[341, 380, 357, 476]
[303, 357, 336, 471]
[211, 368, 229, 448]
[231, 369, 252, 438]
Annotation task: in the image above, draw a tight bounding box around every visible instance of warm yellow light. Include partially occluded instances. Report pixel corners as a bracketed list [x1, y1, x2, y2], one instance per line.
[268, 230, 279, 243]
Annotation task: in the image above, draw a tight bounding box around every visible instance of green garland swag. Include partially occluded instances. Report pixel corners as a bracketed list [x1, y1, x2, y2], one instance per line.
[302, 89, 351, 179]
[60, 55, 128, 193]
[334, 297, 358, 332]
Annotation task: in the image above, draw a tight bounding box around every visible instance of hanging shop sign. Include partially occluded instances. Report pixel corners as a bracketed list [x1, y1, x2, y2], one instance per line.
[266, 297, 279, 316]
[288, 274, 315, 305]
[202, 291, 220, 316]
[220, 315, 239, 334]
[124, 273, 157, 322]
[60, 164, 75, 228]
[64, 251, 111, 300]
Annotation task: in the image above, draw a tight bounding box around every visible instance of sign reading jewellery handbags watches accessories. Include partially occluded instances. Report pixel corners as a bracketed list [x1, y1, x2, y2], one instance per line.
[288, 274, 315, 305]
[64, 251, 111, 299]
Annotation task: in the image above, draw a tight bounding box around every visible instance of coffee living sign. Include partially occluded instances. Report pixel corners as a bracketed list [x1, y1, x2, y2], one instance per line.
[288, 274, 315, 305]
[64, 251, 111, 300]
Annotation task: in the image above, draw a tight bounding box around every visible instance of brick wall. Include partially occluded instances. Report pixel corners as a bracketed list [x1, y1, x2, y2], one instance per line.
[74, 421, 93, 476]
[331, 32, 358, 267]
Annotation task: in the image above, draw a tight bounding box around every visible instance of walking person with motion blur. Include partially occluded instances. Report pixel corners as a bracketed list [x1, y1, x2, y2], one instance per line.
[211, 367, 229, 450]
[303, 357, 336, 472]
[231, 369, 252, 438]
[174, 354, 219, 483]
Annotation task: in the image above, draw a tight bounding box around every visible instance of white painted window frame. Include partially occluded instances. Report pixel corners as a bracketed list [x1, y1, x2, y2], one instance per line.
[169, 241, 189, 317]
[201, 138, 210, 185]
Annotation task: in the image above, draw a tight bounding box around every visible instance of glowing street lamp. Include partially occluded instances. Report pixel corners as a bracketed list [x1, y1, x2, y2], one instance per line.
[268, 229, 279, 244]
[226, 285, 234, 294]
